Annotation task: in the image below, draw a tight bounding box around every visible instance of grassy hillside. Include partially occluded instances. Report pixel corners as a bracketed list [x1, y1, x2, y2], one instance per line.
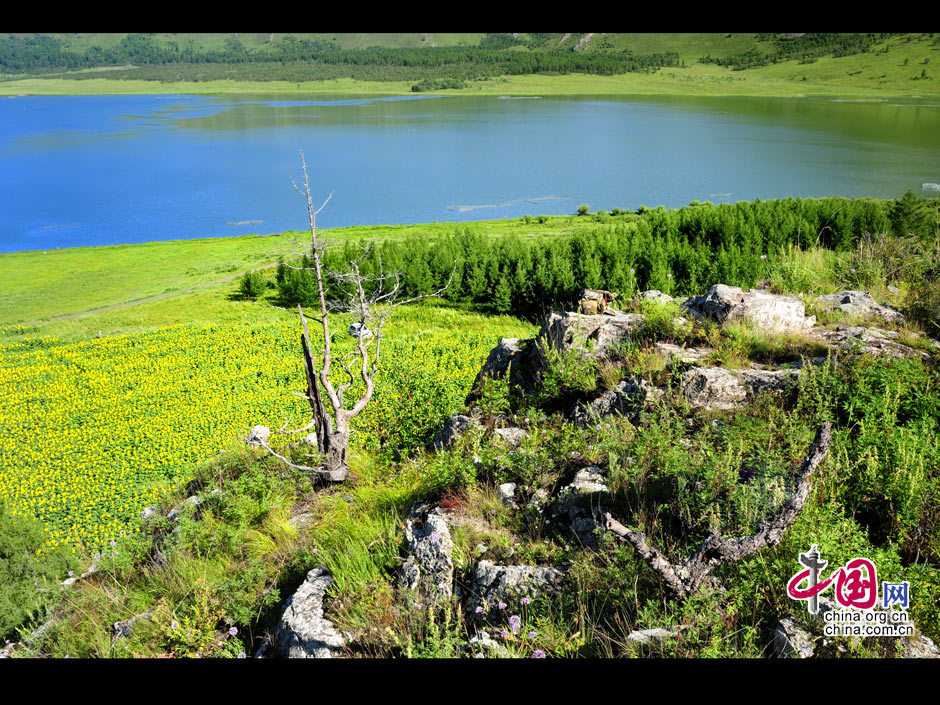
[1, 33, 937, 97]
[0, 217, 593, 342]
[2, 198, 939, 658]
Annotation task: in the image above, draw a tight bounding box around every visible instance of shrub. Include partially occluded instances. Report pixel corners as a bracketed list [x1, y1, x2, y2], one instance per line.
[576, 204, 590, 216]
[238, 270, 268, 300]
[0, 503, 75, 640]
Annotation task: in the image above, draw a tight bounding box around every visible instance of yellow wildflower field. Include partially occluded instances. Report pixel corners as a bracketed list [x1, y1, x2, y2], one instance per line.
[0, 307, 532, 552]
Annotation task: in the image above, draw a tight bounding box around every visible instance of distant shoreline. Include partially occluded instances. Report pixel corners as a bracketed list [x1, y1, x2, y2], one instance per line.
[2, 66, 939, 100]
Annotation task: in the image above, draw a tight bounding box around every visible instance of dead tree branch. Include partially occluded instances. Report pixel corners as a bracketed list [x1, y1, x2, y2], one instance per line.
[605, 422, 832, 600]
[253, 152, 454, 483]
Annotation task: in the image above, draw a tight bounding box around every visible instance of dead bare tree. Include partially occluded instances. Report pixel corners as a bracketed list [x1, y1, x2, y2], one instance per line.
[249, 152, 450, 482]
[604, 422, 833, 600]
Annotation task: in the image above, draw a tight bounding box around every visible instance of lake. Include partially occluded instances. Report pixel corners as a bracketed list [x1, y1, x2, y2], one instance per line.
[2, 93, 939, 252]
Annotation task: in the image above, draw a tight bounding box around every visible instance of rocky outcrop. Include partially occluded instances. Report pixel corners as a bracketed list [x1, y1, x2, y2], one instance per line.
[626, 627, 680, 646]
[493, 427, 528, 449]
[815, 325, 927, 359]
[681, 366, 799, 411]
[578, 288, 617, 315]
[773, 618, 815, 658]
[902, 633, 940, 658]
[653, 342, 712, 365]
[817, 290, 904, 324]
[467, 630, 511, 658]
[467, 337, 543, 402]
[398, 507, 454, 606]
[432, 414, 479, 450]
[498, 483, 517, 507]
[683, 284, 815, 332]
[574, 378, 646, 424]
[467, 561, 565, 619]
[553, 466, 610, 546]
[275, 567, 345, 658]
[540, 311, 647, 357]
[638, 290, 675, 305]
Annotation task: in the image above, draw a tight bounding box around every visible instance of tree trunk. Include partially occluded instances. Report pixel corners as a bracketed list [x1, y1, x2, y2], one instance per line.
[322, 429, 349, 482]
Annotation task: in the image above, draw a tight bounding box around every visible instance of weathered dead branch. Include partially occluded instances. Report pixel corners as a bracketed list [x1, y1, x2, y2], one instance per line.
[605, 422, 832, 600]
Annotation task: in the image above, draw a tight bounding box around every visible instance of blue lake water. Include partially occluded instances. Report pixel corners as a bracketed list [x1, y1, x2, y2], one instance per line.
[1, 93, 939, 252]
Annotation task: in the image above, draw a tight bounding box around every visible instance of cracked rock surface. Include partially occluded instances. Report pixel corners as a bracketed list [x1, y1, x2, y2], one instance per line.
[275, 567, 345, 658]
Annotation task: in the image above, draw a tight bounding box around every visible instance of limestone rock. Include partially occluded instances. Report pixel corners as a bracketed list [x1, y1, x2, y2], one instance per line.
[901, 633, 940, 659]
[540, 311, 647, 357]
[493, 427, 528, 449]
[638, 290, 675, 305]
[816, 325, 926, 359]
[556, 466, 609, 507]
[467, 630, 511, 658]
[653, 342, 712, 365]
[553, 466, 609, 546]
[574, 379, 645, 424]
[498, 483, 517, 507]
[275, 567, 345, 658]
[626, 627, 679, 645]
[468, 338, 523, 398]
[578, 288, 617, 315]
[681, 366, 799, 411]
[684, 284, 814, 332]
[398, 508, 454, 606]
[817, 290, 904, 324]
[432, 414, 479, 451]
[245, 425, 270, 447]
[467, 561, 565, 618]
[773, 618, 815, 658]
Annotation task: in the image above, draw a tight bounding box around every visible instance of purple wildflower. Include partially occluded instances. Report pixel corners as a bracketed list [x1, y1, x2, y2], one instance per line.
[499, 629, 509, 639]
[520, 596, 531, 606]
[528, 630, 538, 639]
[474, 605, 484, 614]
[532, 649, 546, 659]
[508, 615, 522, 634]
[498, 601, 507, 610]
[170, 620, 179, 630]
[228, 626, 238, 637]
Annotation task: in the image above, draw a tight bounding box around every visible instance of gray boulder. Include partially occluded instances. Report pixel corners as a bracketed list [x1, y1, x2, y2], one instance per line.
[574, 378, 645, 424]
[653, 342, 712, 365]
[684, 284, 814, 332]
[554, 466, 610, 547]
[493, 427, 528, 449]
[468, 337, 523, 399]
[901, 633, 940, 658]
[498, 483, 517, 507]
[817, 290, 904, 324]
[626, 627, 680, 646]
[773, 618, 815, 658]
[245, 425, 270, 447]
[638, 290, 675, 305]
[681, 366, 799, 411]
[540, 311, 647, 357]
[275, 567, 345, 658]
[467, 561, 565, 618]
[398, 507, 454, 606]
[555, 466, 609, 508]
[578, 288, 617, 315]
[432, 414, 479, 451]
[816, 325, 927, 359]
[467, 630, 511, 658]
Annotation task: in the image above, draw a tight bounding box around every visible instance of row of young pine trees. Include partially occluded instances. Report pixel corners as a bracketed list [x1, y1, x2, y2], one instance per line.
[274, 195, 933, 319]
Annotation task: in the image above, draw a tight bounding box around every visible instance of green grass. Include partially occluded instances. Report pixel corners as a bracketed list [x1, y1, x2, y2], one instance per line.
[0, 217, 590, 342]
[2, 35, 937, 97]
